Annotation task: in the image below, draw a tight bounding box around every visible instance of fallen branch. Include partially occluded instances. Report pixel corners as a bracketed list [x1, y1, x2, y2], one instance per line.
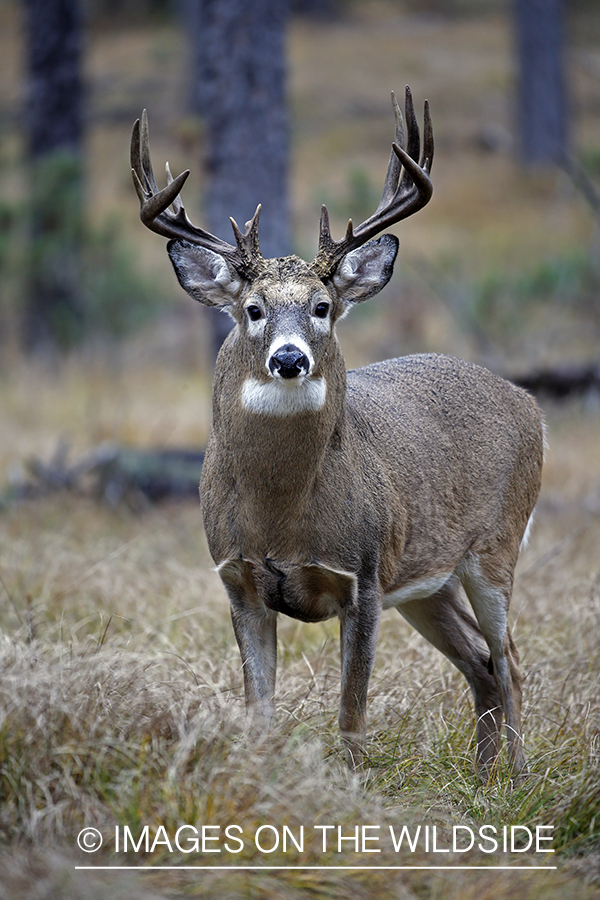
[512, 361, 600, 399]
[3, 443, 204, 508]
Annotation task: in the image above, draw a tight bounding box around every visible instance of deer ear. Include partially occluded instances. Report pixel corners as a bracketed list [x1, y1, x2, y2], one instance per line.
[167, 239, 243, 309]
[329, 234, 399, 304]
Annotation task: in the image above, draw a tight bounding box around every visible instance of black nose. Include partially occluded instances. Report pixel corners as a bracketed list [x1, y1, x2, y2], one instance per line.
[269, 344, 310, 379]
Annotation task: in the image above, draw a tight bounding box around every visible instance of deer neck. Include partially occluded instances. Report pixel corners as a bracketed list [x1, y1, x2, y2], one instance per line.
[210, 336, 349, 506]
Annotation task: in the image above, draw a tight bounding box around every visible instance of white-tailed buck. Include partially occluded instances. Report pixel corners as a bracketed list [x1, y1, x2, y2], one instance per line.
[132, 88, 543, 778]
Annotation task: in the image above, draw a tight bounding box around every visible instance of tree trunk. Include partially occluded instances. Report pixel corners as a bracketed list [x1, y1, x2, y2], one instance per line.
[22, 0, 85, 352]
[514, 0, 569, 166]
[185, 0, 290, 357]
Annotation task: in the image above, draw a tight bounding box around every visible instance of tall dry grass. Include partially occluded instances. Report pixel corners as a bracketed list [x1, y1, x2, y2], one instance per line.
[1, 398, 599, 898]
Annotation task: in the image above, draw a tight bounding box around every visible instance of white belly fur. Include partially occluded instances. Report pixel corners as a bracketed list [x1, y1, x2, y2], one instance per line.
[382, 572, 453, 609]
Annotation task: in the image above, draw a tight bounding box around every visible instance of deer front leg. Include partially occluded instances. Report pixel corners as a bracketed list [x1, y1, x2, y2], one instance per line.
[218, 559, 278, 729]
[229, 598, 278, 728]
[339, 599, 381, 769]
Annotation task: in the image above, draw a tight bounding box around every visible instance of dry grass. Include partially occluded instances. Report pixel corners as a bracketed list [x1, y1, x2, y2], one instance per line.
[0, 403, 599, 898]
[1, 1, 600, 897]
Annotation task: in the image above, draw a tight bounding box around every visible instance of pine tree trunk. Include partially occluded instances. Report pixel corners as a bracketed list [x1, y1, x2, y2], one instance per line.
[514, 0, 569, 166]
[198, 0, 290, 258]
[185, 0, 290, 357]
[22, 0, 85, 352]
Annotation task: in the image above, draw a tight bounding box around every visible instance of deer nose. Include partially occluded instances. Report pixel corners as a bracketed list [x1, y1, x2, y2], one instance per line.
[269, 344, 310, 379]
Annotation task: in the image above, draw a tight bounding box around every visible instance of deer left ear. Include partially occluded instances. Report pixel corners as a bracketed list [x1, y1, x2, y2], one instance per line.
[329, 234, 399, 304]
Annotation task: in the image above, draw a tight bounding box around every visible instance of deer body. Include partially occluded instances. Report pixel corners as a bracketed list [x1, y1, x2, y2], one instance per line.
[132, 90, 543, 776]
[203, 323, 543, 773]
[205, 349, 540, 610]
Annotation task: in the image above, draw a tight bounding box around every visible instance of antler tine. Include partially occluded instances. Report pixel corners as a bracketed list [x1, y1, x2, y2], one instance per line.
[229, 204, 263, 271]
[310, 87, 434, 280]
[314, 204, 338, 261]
[398, 85, 421, 193]
[139, 109, 159, 196]
[376, 91, 405, 214]
[165, 161, 183, 215]
[131, 111, 189, 222]
[131, 110, 207, 241]
[131, 111, 265, 275]
[421, 98, 434, 173]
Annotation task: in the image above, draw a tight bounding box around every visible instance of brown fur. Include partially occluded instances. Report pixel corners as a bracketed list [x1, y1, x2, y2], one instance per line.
[201, 318, 543, 775]
[132, 95, 543, 777]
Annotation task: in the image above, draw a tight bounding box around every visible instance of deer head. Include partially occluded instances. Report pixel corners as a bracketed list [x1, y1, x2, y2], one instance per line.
[131, 89, 433, 414]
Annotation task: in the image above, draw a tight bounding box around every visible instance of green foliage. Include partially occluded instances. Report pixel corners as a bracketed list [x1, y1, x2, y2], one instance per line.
[317, 165, 382, 231]
[395, 0, 504, 18]
[483, 250, 599, 319]
[0, 201, 18, 266]
[580, 147, 600, 178]
[82, 216, 165, 338]
[26, 152, 87, 348]
[0, 151, 164, 352]
[442, 249, 600, 350]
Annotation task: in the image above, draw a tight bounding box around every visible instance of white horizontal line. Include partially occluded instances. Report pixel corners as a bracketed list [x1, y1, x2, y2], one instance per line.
[75, 865, 558, 871]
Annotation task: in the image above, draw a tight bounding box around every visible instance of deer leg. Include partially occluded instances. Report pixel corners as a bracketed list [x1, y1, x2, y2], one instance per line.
[395, 577, 503, 779]
[229, 598, 278, 729]
[218, 559, 279, 728]
[339, 599, 381, 769]
[458, 556, 527, 777]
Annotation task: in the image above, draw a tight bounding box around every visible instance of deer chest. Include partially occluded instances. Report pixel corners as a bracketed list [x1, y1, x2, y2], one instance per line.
[216, 557, 358, 623]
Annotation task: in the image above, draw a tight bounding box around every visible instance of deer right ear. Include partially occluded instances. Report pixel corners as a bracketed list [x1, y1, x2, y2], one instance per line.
[167, 239, 244, 309]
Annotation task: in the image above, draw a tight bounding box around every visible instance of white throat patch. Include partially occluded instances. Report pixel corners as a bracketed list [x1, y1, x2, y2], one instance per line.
[241, 377, 327, 417]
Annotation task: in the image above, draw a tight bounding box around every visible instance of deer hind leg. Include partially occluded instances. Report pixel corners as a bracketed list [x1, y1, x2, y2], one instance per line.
[457, 554, 527, 778]
[338, 597, 382, 770]
[395, 577, 503, 779]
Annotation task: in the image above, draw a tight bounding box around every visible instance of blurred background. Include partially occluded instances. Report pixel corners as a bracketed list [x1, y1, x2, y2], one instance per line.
[1, 0, 599, 480]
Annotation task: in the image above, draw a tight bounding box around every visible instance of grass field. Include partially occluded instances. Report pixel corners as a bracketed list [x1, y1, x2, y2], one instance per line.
[0, 398, 599, 898]
[1, 1, 600, 897]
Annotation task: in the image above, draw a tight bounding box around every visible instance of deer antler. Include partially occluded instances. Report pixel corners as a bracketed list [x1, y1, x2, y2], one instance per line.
[130, 110, 265, 277]
[310, 86, 434, 280]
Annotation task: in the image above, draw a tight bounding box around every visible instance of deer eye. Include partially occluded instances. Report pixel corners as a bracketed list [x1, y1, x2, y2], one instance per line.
[313, 302, 330, 319]
[246, 305, 264, 322]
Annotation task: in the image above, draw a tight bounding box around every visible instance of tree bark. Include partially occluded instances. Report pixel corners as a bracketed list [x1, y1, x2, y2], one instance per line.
[514, 0, 569, 166]
[185, 0, 290, 357]
[22, 0, 85, 352]
[196, 0, 290, 257]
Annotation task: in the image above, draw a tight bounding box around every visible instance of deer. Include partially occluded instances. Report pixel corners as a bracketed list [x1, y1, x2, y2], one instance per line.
[131, 87, 544, 779]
